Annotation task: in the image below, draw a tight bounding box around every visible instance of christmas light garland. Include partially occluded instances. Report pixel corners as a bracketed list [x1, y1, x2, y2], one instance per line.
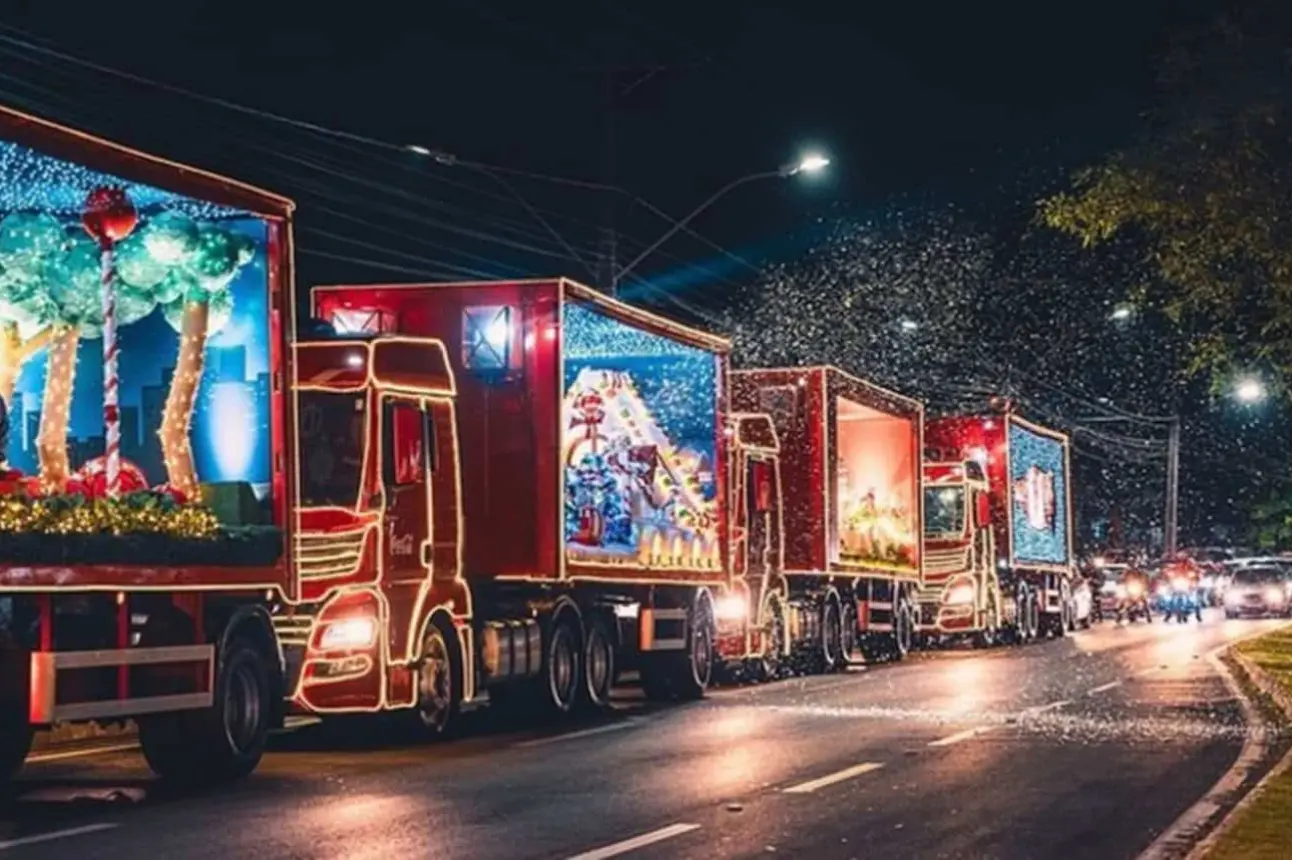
[0, 489, 219, 538]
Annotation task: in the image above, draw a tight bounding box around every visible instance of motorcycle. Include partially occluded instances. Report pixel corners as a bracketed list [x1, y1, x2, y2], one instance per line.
[1114, 579, 1153, 624]
[1162, 576, 1203, 623]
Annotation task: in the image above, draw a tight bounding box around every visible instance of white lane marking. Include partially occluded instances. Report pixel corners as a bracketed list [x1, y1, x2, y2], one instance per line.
[565, 823, 701, 860]
[26, 742, 139, 764]
[1087, 681, 1123, 695]
[782, 761, 884, 794]
[928, 727, 995, 747]
[0, 823, 118, 850]
[1022, 699, 1072, 716]
[515, 719, 642, 748]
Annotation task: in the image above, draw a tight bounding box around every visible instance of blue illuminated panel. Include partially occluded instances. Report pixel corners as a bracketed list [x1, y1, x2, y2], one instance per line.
[1008, 421, 1069, 565]
[0, 136, 271, 521]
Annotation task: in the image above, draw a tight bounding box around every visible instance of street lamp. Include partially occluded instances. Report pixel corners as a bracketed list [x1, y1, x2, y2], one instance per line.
[1235, 377, 1267, 404]
[613, 152, 831, 287]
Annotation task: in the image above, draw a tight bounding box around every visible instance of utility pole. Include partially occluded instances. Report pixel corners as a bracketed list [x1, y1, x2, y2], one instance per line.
[1164, 416, 1180, 558]
[597, 0, 619, 296]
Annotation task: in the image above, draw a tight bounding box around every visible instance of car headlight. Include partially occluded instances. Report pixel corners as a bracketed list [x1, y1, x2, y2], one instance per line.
[945, 583, 975, 606]
[318, 616, 379, 650]
[1265, 587, 1285, 605]
[714, 594, 748, 622]
[1225, 590, 1243, 606]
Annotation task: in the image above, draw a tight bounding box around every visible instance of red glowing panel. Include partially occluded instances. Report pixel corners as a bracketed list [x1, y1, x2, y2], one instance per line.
[834, 397, 918, 570]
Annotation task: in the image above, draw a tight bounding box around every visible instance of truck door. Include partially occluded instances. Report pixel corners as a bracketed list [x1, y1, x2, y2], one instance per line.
[382, 396, 432, 585]
[380, 396, 434, 659]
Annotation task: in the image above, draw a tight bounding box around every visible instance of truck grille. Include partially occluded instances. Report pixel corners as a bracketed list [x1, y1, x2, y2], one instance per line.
[272, 615, 314, 647]
[295, 526, 374, 581]
[924, 546, 970, 576]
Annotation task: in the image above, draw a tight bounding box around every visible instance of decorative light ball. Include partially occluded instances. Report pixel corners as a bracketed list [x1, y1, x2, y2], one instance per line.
[114, 230, 170, 291]
[82, 186, 138, 247]
[142, 211, 199, 265]
[185, 227, 242, 292]
[0, 212, 64, 269]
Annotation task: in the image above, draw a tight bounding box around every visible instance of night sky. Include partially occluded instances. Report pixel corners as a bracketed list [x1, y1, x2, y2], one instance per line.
[0, 0, 1228, 294]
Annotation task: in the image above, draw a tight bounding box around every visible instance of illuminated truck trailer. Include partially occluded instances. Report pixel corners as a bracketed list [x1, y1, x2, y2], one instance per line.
[306, 279, 754, 718]
[920, 412, 1077, 644]
[731, 366, 924, 670]
[0, 106, 302, 784]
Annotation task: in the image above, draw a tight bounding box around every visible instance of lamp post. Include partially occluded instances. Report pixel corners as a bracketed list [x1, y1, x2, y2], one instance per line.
[1234, 377, 1267, 404]
[611, 154, 830, 291]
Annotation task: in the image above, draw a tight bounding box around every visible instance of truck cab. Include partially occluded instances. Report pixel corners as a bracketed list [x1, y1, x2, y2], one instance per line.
[918, 460, 1001, 639]
[276, 336, 473, 718]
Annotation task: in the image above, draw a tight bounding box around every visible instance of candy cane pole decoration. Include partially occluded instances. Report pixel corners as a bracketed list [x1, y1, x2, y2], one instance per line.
[100, 247, 120, 497]
[82, 187, 138, 500]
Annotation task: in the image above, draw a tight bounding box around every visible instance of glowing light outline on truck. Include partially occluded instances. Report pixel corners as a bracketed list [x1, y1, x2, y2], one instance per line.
[726, 411, 787, 660]
[289, 333, 476, 714]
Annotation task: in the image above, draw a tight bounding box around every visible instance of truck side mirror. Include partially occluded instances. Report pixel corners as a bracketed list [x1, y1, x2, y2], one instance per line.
[751, 461, 773, 513]
[975, 493, 992, 528]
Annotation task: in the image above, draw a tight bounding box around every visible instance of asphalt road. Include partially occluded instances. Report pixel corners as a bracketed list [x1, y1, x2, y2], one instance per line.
[2, 612, 1286, 860]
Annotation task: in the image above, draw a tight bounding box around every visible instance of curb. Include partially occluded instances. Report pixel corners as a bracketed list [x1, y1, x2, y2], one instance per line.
[1184, 647, 1292, 860]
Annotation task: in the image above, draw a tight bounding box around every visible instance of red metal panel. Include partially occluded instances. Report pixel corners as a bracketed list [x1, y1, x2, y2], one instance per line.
[732, 367, 827, 573]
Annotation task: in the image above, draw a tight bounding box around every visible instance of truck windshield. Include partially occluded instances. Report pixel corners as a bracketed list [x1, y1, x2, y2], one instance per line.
[298, 391, 367, 508]
[924, 486, 966, 536]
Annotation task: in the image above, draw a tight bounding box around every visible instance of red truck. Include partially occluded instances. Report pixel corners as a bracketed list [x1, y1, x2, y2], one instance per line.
[729, 366, 924, 670]
[307, 278, 756, 720]
[0, 106, 302, 782]
[919, 411, 1077, 644]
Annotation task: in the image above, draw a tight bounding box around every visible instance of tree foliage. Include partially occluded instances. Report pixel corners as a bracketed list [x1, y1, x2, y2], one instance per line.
[1041, 10, 1292, 385]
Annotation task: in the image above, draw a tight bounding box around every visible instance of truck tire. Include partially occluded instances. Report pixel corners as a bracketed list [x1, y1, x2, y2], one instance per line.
[820, 594, 845, 672]
[410, 617, 461, 737]
[542, 614, 582, 716]
[140, 635, 272, 784]
[891, 601, 914, 660]
[580, 616, 615, 711]
[840, 599, 858, 665]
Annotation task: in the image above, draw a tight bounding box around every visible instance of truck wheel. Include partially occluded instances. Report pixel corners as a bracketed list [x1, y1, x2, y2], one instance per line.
[411, 617, 461, 737]
[542, 614, 582, 716]
[580, 617, 615, 711]
[140, 635, 272, 783]
[891, 602, 914, 660]
[820, 595, 845, 672]
[840, 600, 858, 665]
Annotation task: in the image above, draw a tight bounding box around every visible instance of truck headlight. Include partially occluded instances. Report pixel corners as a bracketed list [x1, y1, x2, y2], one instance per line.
[318, 616, 378, 650]
[945, 583, 975, 606]
[714, 594, 748, 622]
